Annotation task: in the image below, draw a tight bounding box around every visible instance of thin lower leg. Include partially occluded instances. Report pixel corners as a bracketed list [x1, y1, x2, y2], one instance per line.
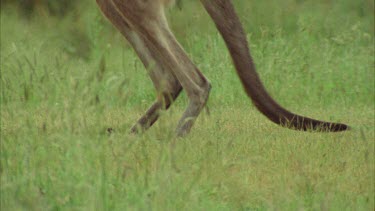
[130, 87, 182, 134]
[97, 0, 182, 132]
[125, 31, 182, 133]
[175, 85, 211, 136]
[138, 23, 212, 136]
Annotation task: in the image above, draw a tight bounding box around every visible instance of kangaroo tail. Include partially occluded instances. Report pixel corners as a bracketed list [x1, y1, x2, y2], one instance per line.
[201, 0, 349, 132]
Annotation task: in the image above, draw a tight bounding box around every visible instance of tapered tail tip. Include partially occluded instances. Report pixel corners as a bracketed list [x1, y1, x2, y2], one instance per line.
[326, 123, 350, 132]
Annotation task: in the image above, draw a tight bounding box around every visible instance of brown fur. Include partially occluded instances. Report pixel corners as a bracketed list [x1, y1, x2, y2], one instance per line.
[96, 0, 349, 136]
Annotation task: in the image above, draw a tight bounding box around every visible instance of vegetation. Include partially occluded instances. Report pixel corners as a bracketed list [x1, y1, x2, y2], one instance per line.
[1, 0, 374, 210]
[1, 0, 77, 17]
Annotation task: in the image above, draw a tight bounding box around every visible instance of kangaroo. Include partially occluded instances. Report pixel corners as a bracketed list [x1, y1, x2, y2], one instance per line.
[96, 0, 349, 136]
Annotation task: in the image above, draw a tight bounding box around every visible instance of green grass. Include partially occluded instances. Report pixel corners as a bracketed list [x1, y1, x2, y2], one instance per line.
[1, 1, 374, 210]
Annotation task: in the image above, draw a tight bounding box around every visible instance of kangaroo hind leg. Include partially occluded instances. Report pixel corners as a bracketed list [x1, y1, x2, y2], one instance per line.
[97, 0, 182, 133]
[109, 0, 211, 136]
[125, 30, 183, 134]
[99, 0, 211, 136]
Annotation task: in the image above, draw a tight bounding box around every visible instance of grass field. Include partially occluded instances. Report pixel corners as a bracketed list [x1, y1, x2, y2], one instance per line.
[1, 0, 374, 210]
